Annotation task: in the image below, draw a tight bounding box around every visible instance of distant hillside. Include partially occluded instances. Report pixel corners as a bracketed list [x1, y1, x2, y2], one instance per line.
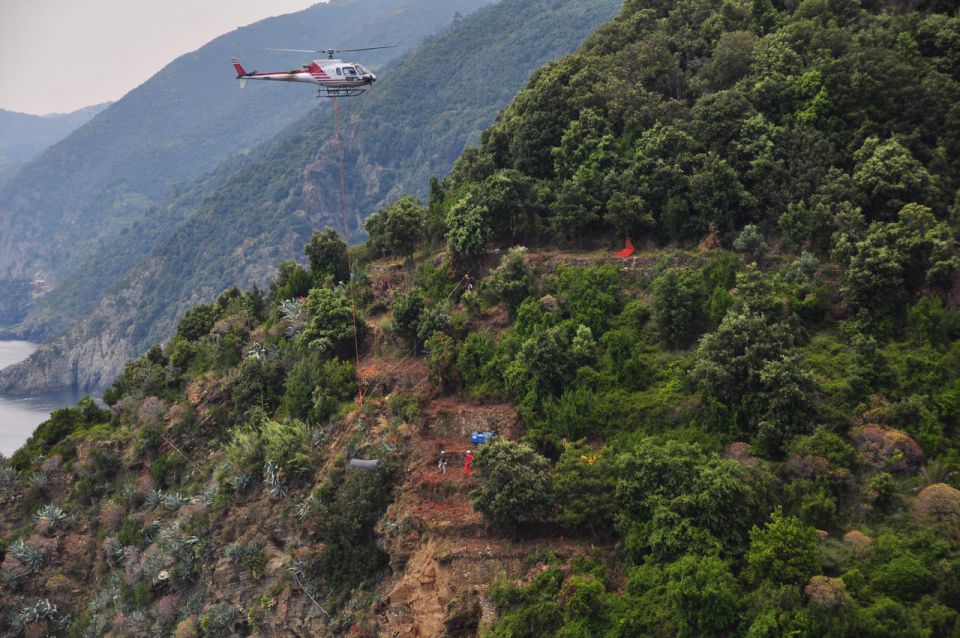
[0, 103, 109, 163]
[0, 0, 491, 292]
[0, 104, 109, 188]
[0, 0, 622, 394]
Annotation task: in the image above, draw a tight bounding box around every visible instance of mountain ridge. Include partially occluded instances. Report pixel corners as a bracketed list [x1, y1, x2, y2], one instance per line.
[0, 0, 490, 286]
[0, 0, 622, 394]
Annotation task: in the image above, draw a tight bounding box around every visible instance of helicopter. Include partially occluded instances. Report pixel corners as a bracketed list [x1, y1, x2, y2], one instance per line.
[231, 46, 396, 98]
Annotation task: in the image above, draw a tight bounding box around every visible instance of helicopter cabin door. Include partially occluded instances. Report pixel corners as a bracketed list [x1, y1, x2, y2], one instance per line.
[340, 65, 360, 83]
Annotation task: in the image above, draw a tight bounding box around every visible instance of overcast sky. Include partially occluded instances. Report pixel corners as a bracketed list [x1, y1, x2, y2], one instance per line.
[0, 0, 325, 115]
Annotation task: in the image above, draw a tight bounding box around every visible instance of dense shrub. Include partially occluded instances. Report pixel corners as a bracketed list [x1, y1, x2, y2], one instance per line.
[471, 439, 555, 532]
[745, 509, 820, 587]
[304, 228, 350, 285]
[364, 195, 426, 256]
[652, 267, 708, 349]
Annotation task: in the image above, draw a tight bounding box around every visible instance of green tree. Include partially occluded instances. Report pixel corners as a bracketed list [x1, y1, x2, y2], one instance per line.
[270, 260, 312, 303]
[559, 573, 608, 634]
[705, 30, 760, 88]
[471, 439, 555, 533]
[734, 224, 769, 263]
[745, 509, 820, 586]
[298, 286, 355, 355]
[446, 196, 491, 258]
[606, 192, 654, 239]
[391, 290, 425, 351]
[554, 440, 616, 535]
[556, 265, 621, 335]
[652, 267, 708, 349]
[176, 303, 219, 342]
[852, 137, 933, 221]
[666, 555, 742, 637]
[425, 332, 458, 392]
[364, 195, 426, 256]
[487, 247, 534, 313]
[282, 354, 356, 423]
[871, 555, 935, 602]
[456, 332, 500, 395]
[693, 309, 815, 449]
[841, 204, 958, 326]
[476, 169, 537, 241]
[615, 439, 766, 562]
[304, 228, 349, 284]
[551, 175, 600, 241]
[504, 321, 595, 411]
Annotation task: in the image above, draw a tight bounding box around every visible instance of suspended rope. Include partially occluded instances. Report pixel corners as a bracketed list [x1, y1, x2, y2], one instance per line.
[332, 96, 365, 411]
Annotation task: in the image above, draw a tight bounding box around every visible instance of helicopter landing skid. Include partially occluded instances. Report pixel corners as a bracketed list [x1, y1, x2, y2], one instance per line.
[319, 87, 366, 98]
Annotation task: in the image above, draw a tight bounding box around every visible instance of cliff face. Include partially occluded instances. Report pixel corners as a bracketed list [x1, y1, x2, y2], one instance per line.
[0, 279, 30, 327]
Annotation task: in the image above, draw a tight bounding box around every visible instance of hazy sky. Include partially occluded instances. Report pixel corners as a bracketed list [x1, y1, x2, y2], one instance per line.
[0, 0, 325, 115]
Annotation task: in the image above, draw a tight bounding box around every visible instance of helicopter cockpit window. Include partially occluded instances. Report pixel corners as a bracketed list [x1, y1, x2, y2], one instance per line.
[343, 66, 358, 76]
[335, 68, 342, 76]
[356, 65, 370, 75]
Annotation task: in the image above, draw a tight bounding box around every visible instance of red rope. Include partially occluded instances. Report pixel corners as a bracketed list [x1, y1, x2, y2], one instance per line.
[332, 96, 365, 410]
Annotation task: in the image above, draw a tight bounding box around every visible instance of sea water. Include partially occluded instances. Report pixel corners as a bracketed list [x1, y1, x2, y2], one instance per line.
[0, 341, 79, 457]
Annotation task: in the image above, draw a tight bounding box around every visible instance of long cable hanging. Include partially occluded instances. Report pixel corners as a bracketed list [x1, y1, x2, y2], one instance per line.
[332, 96, 365, 411]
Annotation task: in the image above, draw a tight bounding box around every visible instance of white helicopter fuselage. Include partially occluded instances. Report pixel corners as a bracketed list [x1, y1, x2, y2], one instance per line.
[232, 58, 376, 89]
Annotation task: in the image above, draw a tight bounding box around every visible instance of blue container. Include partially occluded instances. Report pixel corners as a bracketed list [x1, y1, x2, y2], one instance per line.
[471, 431, 497, 445]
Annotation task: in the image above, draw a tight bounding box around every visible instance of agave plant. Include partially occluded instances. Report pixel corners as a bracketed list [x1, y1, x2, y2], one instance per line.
[203, 603, 239, 634]
[920, 458, 957, 485]
[246, 342, 268, 360]
[128, 609, 148, 628]
[197, 482, 219, 505]
[142, 520, 164, 545]
[161, 491, 189, 510]
[26, 471, 48, 489]
[33, 504, 67, 531]
[0, 568, 20, 588]
[287, 557, 308, 578]
[296, 495, 317, 520]
[0, 466, 17, 485]
[107, 537, 126, 565]
[145, 490, 163, 507]
[263, 460, 286, 497]
[9, 539, 44, 573]
[279, 298, 305, 337]
[82, 617, 109, 638]
[230, 472, 257, 493]
[11, 598, 68, 633]
[224, 542, 245, 563]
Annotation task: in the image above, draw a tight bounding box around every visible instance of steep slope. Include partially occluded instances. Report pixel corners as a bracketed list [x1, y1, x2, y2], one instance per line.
[0, 104, 110, 185]
[4, 0, 960, 634]
[0, 0, 622, 394]
[0, 0, 490, 288]
[0, 105, 111, 163]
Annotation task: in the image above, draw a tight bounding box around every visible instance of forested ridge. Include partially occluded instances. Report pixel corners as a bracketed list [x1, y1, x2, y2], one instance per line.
[4, 0, 960, 636]
[0, 0, 620, 395]
[0, 0, 491, 342]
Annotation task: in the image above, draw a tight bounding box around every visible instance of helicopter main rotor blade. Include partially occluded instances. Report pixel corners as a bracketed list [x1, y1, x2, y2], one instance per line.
[266, 45, 397, 54]
[334, 45, 398, 53]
